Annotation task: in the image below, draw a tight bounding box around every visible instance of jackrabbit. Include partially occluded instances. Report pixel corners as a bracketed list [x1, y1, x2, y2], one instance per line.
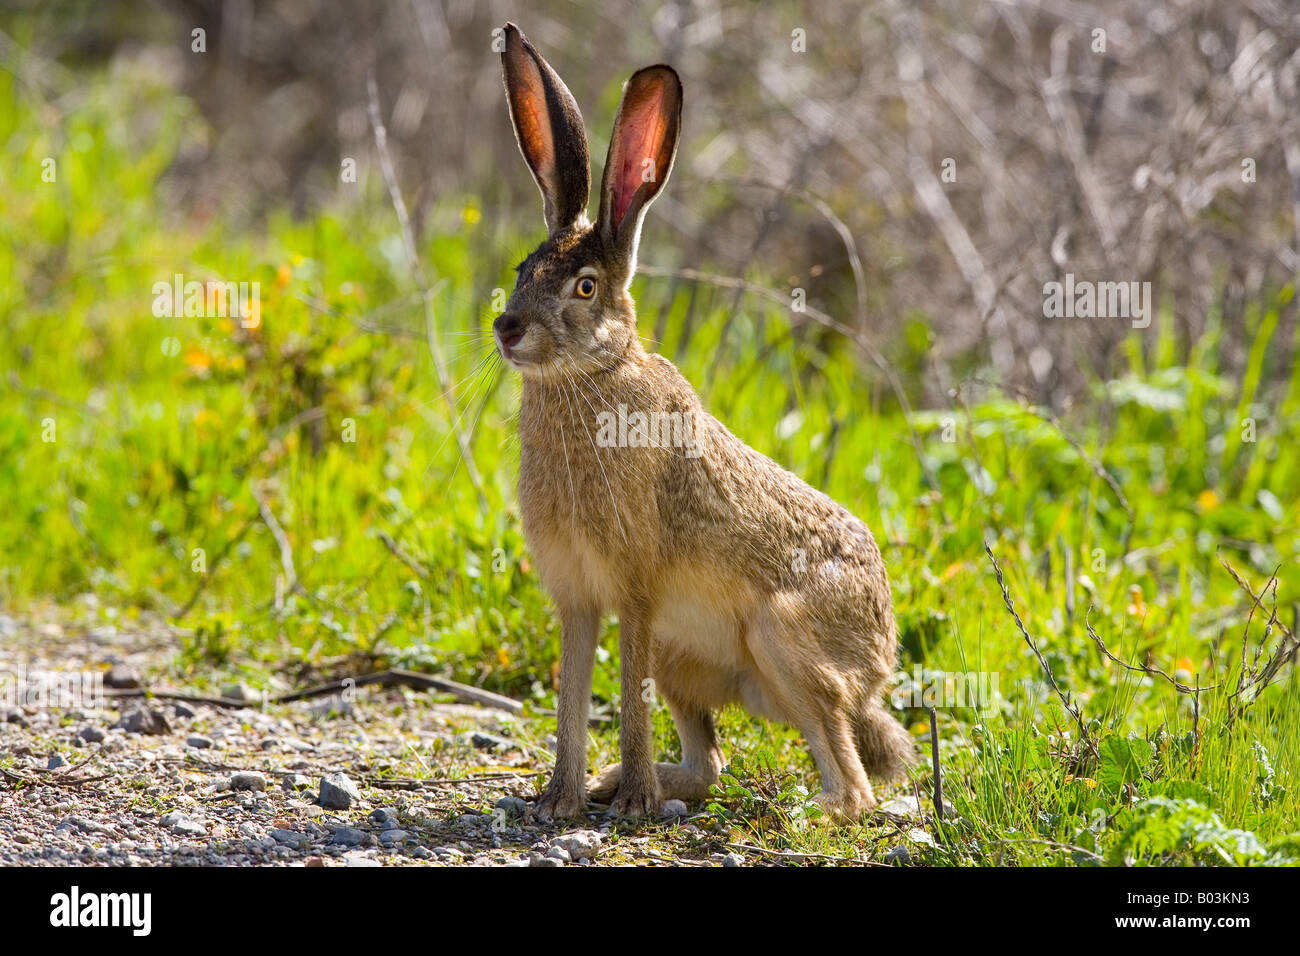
[495, 23, 913, 820]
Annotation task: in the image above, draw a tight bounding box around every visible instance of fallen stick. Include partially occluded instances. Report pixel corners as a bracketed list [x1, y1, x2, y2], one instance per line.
[98, 668, 524, 715]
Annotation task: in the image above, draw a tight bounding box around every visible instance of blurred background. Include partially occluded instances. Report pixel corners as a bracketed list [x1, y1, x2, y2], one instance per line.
[8, 0, 1300, 402]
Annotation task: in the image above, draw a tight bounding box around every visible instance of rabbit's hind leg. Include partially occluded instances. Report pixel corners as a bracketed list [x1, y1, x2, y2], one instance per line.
[744, 602, 877, 821]
[589, 673, 726, 803]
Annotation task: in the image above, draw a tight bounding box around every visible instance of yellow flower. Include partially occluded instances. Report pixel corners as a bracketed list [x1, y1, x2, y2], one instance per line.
[1197, 489, 1220, 511]
[276, 263, 292, 288]
[1126, 585, 1147, 618]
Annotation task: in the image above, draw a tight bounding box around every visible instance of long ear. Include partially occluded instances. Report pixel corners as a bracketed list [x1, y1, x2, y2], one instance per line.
[597, 65, 682, 284]
[500, 22, 590, 234]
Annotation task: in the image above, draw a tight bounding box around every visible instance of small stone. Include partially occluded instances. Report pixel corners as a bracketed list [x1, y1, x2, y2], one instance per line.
[271, 828, 307, 848]
[722, 852, 744, 867]
[494, 795, 527, 815]
[186, 735, 214, 749]
[221, 682, 254, 703]
[343, 852, 381, 867]
[884, 845, 911, 865]
[877, 795, 921, 817]
[309, 695, 352, 720]
[433, 847, 464, 860]
[115, 706, 170, 735]
[230, 771, 267, 792]
[469, 732, 515, 752]
[330, 827, 366, 847]
[378, 829, 410, 845]
[77, 725, 105, 744]
[318, 773, 361, 810]
[173, 818, 207, 838]
[660, 799, 689, 818]
[529, 852, 564, 867]
[104, 664, 142, 689]
[282, 774, 311, 792]
[545, 845, 571, 863]
[369, 807, 398, 824]
[410, 846, 433, 860]
[171, 702, 197, 719]
[47, 754, 67, 770]
[550, 830, 602, 860]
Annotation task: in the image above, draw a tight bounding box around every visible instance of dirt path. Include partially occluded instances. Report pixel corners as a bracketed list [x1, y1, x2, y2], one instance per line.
[0, 606, 736, 867]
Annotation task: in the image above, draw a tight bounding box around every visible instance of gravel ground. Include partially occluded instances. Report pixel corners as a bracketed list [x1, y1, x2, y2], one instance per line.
[0, 606, 754, 867]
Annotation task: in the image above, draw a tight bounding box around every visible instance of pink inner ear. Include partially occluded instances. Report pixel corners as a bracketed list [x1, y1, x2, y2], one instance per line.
[613, 85, 668, 228]
[511, 55, 556, 193]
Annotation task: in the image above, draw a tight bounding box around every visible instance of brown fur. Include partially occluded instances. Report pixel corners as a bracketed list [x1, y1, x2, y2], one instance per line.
[497, 23, 913, 821]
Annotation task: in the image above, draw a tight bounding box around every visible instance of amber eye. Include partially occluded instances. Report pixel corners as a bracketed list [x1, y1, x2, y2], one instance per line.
[575, 276, 597, 299]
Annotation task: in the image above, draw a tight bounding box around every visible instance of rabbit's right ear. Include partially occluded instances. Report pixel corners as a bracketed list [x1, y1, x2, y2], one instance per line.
[597, 65, 682, 287]
[500, 23, 591, 235]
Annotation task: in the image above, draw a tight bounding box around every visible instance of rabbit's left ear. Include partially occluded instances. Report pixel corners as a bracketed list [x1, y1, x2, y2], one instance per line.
[501, 23, 591, 235]
[598, 65, 682, 283]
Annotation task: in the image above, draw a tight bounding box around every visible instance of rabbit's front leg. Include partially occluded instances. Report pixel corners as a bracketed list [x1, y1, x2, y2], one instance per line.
[535, 602, 599, 820]
[609, 600, 663, 817]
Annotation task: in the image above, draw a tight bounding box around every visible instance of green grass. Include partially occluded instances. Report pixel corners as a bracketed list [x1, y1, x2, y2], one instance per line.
[2, 63, 1298, 866]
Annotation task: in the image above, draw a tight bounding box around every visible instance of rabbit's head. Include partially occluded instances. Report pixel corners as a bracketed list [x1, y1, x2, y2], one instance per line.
[495, 23, 681, 378]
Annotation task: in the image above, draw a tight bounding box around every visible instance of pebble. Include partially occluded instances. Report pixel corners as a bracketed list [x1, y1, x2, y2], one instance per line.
[378, 829, 410, 845]
[494, 795, 527, 815]
[884, 845, 911, 865]
[115, 706, 170, 735]
[282, 773, 311, 792]
[550, 830, 602, 860]
[318, 772, 360, 810]
[47, 754, 67, 770]
[330, 827, 366, 847]
[77, 725, 105, 744]
[660, 799, 689, 818]
[230, 771, 267, 792]
[271, 828, 307, 848]
[104, 664, 142, 689]
[186, 735, 214, 749]
[369, 807, 398, 824]
[546, 845, 571, 863]
[221, 682, 254, 702]
[529, 852, 564, 867]
[173, 818, 207, 838]
[470, 732, 510, 752]
[721, 853, 744, 867]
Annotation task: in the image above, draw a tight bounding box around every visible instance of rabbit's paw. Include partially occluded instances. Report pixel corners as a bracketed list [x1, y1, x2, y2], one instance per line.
[608, 778, 662, 818]
[587, 762, 622, 801]
[534, 783, 588, 821]
[811, 789, 873, 824]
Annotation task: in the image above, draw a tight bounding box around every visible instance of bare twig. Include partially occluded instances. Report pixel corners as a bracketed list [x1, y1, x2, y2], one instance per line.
[928, 706, 943, 823]
[985, 542, 1098, 760]
[1084, 606, 1221, 693]
[376, 530, 433, 580]
[249, 478, 301, 604]
[101, 668, 524, 715]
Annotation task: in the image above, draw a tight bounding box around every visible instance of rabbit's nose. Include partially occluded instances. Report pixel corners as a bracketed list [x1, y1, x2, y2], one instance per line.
[494, 312, 525, 350]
